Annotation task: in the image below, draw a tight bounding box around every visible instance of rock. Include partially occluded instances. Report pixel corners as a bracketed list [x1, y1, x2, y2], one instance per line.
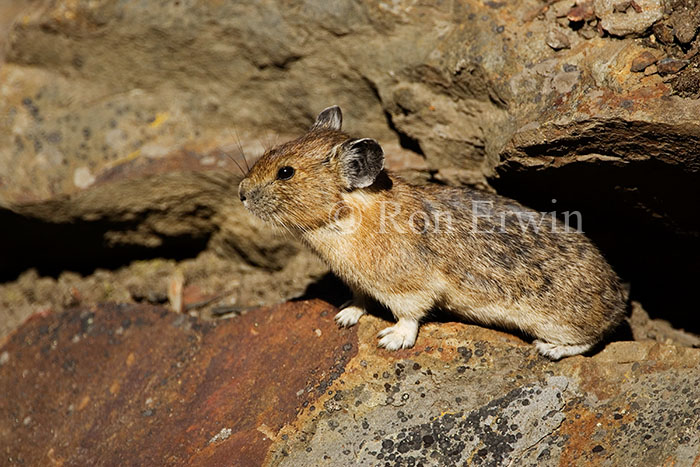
[546, 29, 572, 49]
[670, 5, 700, 44]
[593, 0, 664, 36]
[627, 301, 700, 347]
[0, 301, 358, 465]
[630, 50, 659, 71]
[652, 20, 677, 44]
[1, 300, 699, 465]
[567, 1, 596, 21]
[657, 57, 690, 74]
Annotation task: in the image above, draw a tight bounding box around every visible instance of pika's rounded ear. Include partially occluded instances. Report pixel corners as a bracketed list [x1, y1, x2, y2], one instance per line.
[311, 105, 342, 131]
[338, 138, 384, 189]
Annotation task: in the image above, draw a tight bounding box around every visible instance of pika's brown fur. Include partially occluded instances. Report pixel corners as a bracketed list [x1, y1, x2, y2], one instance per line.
[239, 106, 626, 359]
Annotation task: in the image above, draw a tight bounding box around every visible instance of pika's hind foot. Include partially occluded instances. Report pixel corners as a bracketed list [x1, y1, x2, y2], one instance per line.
[378, 319, 419, 350]
[335, 305, 365, 327]
[534, 340, 593, 360]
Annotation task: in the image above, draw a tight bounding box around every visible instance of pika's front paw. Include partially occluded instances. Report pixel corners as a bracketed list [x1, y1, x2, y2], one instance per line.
[335, 305, 365, 327]
[377, 319, 419, 351]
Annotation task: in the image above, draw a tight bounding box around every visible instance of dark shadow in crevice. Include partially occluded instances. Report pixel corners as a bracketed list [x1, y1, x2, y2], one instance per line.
[0, 208, 211, 282]
[383, 110, 425, 156]
[294, 273, 351, 308]
[603, 318, 635, 345]
[294, 272, 396, 323]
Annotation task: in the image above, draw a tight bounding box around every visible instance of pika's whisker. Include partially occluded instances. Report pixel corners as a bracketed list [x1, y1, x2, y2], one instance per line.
[234, 126, 250, 172]
[263, 129, 278, 152]
[221, 147, 246, 176]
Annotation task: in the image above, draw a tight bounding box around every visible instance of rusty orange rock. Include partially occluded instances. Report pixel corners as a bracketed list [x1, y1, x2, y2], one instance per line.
[630, 51, 659, 72]
[0, 301, 357, 466]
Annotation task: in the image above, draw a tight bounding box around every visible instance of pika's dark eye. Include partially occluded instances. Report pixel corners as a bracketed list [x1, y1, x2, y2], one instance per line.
[276, 166, 295, 180]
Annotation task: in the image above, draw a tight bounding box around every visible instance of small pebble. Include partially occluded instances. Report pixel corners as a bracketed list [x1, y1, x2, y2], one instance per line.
[630, 51, 658, 72]
[643, 64, 658, 76]
[670, 10, 700, 44]
[567, 4, 595, 22]
[657, 57, 689, 75]
[580, 27, 598, 40]
[652, 22, 675, 44]
[546, 30, 571, 50]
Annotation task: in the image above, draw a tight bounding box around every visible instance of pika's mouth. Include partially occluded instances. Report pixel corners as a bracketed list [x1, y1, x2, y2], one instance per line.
[239, 194, 275, 224]
[238, 181, 260, 215]
[239, 181, 275, 221]
[238, 182, 259, 217]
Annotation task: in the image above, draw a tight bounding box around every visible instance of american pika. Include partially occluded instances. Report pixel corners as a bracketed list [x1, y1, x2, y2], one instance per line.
[238, 106, 626, 359]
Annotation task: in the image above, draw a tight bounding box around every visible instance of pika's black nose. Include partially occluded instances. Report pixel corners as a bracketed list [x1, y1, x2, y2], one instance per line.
[239, 191, 247, 202]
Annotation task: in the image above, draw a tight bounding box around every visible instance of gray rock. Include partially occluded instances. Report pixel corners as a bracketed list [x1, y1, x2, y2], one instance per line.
[546, 29, 572, 49]
[267, 305, 700, 466]
[594, 0, 664, 36]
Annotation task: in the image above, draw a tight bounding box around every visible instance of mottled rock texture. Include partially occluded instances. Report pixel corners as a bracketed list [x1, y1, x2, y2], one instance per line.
[1, 301, 698, 465]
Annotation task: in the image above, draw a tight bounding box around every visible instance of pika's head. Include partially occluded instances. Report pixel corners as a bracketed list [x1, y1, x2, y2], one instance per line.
[239, 106, 385, 231]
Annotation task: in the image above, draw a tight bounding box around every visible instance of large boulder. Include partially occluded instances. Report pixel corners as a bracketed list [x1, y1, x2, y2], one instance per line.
[1, 301, 698, 465]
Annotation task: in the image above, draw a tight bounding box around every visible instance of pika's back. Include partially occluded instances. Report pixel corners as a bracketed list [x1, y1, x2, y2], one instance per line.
[414, 184, 625, 324]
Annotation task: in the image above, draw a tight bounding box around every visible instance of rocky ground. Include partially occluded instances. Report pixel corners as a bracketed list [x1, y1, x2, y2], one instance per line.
[1, 301, 698, 465]
[0, 0, 699, 465]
